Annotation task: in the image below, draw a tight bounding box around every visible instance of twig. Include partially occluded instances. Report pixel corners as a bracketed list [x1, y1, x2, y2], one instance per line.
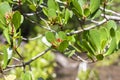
[101, 14, 120, 20]
[14, 48, 23, 59]
[23, 11, 42, 16]
[90, 20, 100, 24]
[14, 48, 26, 72]
[67, 14, 120, 36]
[103, 2, 108, 20]
[73, 53, 88, 63]
[67, 19, 107, 35]
[6, 47, 51, 69]
[100, 7, 120, 17]
[73, 53, 97, 64]
[25, 47, 51, 65]
[12, 57, 21, 62]
[22, 35, 42, 41]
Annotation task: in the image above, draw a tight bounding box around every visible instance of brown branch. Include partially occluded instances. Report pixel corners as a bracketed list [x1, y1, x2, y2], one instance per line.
[14, 48, 23, 59]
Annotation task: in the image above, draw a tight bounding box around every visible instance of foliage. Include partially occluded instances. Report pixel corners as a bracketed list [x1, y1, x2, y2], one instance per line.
[0, 0, 120, 80]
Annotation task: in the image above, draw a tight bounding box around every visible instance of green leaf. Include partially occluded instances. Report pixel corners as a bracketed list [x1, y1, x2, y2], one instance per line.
[116, 30, 120, 45]
[42, 7, 48, 17]
[58, 31, 67, 40]
[104, 37, 116, 56]
[0, 2, 11, 29]
[0, 20, 5, 30]
[29, 4, 36, 11]
[99, 27, 109, 50]
[106, 20, 117, 31]
[64, 9, 70, 24]
[17, 29, 22, 47]
[12, 11, 22, 30]
[84, 8, 91, 17]
[58, 40, 69, 52]
[82, 39, 95, 55]
[99, 27, 109, 40]
[0, 2, 12, 16]
[3, 28, 11, 45]
[71, 0, 83, 17]
[96, 54, 104, 60]
[47, 0, 58, 10]
[45, 32, 56, 43]
[40, 0, 43, 4]
[21, 71, 32, 80]
[67, 35, 76, 42]
[0, 14, 6, 29]
[91, 10, 102, 19]
[48, 9, 57, 19]
[89, 29, 101, 53]
[3, 47, 13, 68]
[101, 40, 107, 52]
[90, 0, 100, 14]
[78, 0, 87, 7]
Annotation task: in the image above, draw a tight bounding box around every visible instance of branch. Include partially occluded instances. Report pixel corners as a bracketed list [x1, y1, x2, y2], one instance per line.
[72, 54, 88, 63]
[100, 7, 120, 17]
[67, 14, 120, 36]
[67, 19, 107, 35]
[25, 47, 51, 65]
[101, 14, 120, 20]
[22, 35, 42, 41]
[6, 47, 51, 69]
[23, 11, 41, 16]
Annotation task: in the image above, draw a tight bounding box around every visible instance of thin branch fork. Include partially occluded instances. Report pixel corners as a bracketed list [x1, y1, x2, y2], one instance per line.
[6, 47, 51, 69]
